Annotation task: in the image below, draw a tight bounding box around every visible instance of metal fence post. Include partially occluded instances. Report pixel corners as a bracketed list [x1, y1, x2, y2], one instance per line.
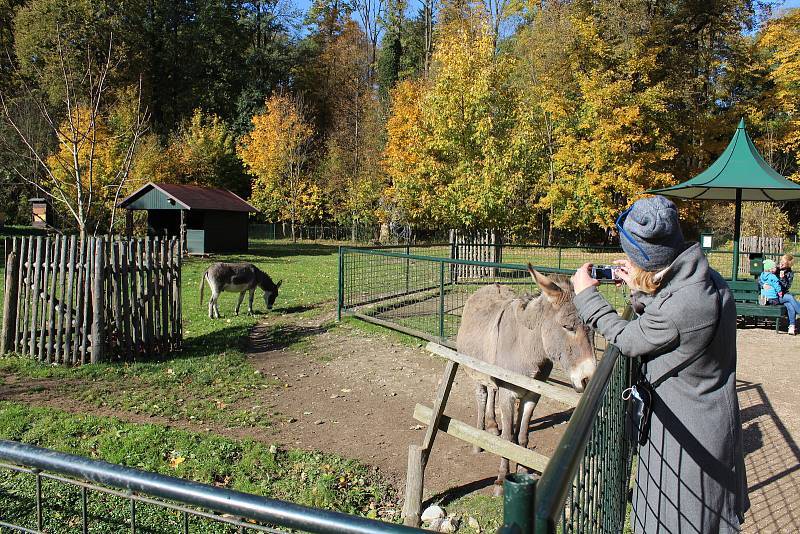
[337, 247, 345, 321]
[438, 261, 445, 341]
[499, 473, 537, 534]
[557, 247, 562, 270]
[405, 244, 411, 294]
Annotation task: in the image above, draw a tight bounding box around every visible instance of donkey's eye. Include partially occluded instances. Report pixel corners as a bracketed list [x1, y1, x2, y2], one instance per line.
[563, 324, 575, 332]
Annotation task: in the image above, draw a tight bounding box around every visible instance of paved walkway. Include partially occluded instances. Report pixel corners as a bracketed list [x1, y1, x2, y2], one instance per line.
[735, 327, 800, 533]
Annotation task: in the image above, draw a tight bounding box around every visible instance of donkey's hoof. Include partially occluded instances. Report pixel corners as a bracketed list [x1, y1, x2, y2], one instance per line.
[492, 483, 504, 497]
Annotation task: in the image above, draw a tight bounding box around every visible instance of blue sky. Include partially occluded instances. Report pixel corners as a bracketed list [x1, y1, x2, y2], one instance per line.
[290, 0, 800, 32]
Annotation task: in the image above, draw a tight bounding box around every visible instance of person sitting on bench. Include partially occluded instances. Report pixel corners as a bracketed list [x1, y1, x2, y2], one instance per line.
[760, 259, 799, 335]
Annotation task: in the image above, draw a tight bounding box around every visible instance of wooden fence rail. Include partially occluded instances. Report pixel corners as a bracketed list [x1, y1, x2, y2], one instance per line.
[1, 236, 181, 364]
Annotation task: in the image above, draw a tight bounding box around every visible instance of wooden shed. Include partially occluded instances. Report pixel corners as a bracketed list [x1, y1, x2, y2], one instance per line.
[118, 183, 258, 254]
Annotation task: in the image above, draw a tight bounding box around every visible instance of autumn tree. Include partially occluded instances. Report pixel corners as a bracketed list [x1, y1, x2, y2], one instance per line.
[1, 0, 148, 235]
[317, 21, 386, 239]
[238, 94, 320, 242]
[384, 8, 536, 232]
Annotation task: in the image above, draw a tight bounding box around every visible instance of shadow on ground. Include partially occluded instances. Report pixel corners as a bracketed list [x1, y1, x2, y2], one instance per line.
[737, 379, 800, 533]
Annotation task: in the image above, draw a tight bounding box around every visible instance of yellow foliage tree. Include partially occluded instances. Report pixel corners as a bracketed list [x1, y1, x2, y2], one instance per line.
[538, 11, 677, 233]
[384, 10, 537, 232]
[238, 94, 320, 241]
[42, 101, 145, 234]
[758, 8, 800, 181]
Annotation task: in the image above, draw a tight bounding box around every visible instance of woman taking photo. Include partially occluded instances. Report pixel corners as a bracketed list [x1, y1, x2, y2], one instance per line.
[571, 196, 749, 534]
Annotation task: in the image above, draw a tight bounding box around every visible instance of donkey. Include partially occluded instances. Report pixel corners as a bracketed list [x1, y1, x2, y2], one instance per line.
[200, 262, 282, 319]
[456, 265, 596, 494]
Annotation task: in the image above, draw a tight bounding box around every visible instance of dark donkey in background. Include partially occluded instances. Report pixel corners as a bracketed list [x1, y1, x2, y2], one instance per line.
[200, 262, 282, 318]
[457, 265, 596, 494]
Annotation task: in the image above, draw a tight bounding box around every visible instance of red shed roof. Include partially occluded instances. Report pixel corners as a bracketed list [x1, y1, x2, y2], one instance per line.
[119, 182, 258, 212]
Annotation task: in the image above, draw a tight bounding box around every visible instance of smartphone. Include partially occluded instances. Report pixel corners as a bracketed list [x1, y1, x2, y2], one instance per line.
[591, 265, 620, 281]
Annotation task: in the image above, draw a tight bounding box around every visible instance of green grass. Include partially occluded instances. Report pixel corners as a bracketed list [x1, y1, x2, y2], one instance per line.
[0, 401, 398, 532]
[0, 240, 340, 429]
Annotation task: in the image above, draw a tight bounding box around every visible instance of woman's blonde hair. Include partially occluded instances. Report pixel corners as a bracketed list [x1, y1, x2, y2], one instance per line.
[781, 254, 794, 267]
[627, 261, 665, 295]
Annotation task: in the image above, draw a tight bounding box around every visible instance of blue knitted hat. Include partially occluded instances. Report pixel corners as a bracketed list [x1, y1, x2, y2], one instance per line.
[619, 196, 684, 271]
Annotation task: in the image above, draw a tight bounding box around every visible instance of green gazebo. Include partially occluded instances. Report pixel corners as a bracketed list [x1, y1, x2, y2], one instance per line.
[650, 118, 800, 280]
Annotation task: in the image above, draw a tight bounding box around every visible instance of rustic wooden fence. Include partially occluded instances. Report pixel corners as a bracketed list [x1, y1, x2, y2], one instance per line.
[1, 236, 182, 365]
[449, 229, 502, 279]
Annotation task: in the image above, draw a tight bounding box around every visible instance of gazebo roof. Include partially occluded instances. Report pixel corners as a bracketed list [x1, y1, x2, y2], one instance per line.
[650, 118, 800, 201]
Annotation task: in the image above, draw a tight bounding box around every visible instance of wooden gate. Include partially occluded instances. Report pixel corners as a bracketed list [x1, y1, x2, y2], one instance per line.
[1, 236, 182, 364]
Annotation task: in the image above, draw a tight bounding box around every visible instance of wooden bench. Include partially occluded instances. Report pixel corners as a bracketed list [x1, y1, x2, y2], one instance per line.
[728, 279, 787, 333]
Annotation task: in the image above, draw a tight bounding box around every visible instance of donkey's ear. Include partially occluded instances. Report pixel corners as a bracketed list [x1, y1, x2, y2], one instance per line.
[276, 279, 283, 289]
[528, 263, 562, 303]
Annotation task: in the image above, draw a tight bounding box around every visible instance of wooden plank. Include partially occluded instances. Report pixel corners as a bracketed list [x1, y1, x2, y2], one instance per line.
[144, 238, 154, 355]
[28, 237, 43, 358]
[413, 404, 550, 473]
[54, 236, 68, 363]
[91, 237, 105, 363]
[402, 445, 425, 527]
[128, 239, 139, 353]
[45, 237, 60, 362]
[64, 236, 77, 364]
[421, 360, 458, 454]
[79, 239, 93, 364]
[167, 239, 175, 349]
[1, 247, 19, 355]
[13, 238, 26, 352]
[174, 238, 182, 345]
[160, 239, 169, 350]
[37, 238, 52, 361]
[110, 241, 122, 357]
[120, 242, 131, 359]
[425, 342, 581, 408]
[73, 238, 87, 365]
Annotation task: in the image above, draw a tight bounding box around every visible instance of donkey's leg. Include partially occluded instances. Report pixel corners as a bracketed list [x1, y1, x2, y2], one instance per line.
[207, 283, 216, 318]
[248, 288, 255, 314]
[210, 288, 221, 319]
[235, 291, 246, 316]
[516, 393, 541, 474]
[486, 386, 499, 436]
[473, 383, 488, 453]
[495, 388, 516, 496]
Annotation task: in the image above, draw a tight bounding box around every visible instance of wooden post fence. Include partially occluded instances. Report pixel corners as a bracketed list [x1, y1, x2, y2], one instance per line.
[1, 235, 182, 364]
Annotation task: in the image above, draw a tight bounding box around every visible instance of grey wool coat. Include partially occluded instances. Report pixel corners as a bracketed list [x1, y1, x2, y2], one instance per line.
[574, 243, 749, 534]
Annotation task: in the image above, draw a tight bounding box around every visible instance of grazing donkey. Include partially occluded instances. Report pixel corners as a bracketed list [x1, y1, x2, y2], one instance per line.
[200, 262, 282, 318]
[456, 265, 596, 494]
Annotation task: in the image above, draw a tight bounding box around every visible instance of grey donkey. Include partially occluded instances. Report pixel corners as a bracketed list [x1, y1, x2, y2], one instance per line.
[456, 265, 596, 494]
[200, 262, 282, 318]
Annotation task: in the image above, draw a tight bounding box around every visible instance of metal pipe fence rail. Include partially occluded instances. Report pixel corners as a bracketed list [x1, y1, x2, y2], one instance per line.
[337, 246, 629, 347]
[0, 440, 429, 534]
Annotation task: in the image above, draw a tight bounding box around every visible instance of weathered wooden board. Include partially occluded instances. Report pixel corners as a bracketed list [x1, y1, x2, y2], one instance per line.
[425, 342, 581, 407]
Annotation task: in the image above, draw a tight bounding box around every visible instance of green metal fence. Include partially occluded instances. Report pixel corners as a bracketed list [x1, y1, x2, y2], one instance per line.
[338, 246, 628, 347]
[532, 308, 637, 534]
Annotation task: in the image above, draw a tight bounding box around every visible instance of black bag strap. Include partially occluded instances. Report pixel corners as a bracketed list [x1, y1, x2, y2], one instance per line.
[644, 277, 722, 389]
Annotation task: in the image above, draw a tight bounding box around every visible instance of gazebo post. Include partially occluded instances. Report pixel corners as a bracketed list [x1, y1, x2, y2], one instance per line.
[732, 188, 742, 281]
